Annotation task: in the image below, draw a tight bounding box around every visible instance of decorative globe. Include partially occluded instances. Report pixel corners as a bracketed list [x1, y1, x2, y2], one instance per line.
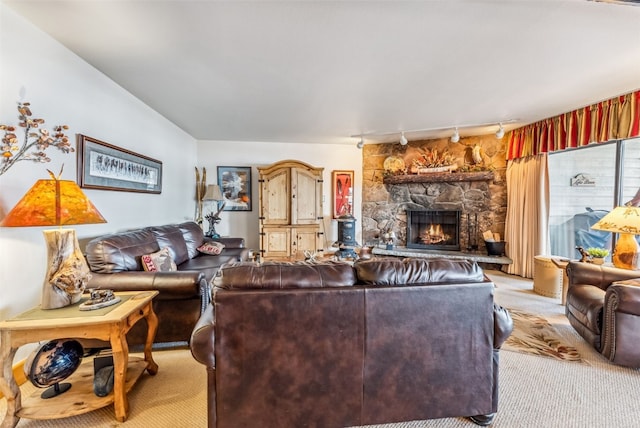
[23, 339, 83, 398]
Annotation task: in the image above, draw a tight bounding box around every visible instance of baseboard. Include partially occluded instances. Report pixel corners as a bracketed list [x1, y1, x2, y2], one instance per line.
[0, 360, 27, 399]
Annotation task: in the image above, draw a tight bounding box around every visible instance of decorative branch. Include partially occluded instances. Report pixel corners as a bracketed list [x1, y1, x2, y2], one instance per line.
[0, 102, 72, 176]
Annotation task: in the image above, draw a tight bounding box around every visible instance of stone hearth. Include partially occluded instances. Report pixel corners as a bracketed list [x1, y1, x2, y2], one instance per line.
[361, 135, 508, 254]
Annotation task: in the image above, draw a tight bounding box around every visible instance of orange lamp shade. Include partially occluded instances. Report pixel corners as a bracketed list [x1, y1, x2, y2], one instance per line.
[1, 179, 106, 227]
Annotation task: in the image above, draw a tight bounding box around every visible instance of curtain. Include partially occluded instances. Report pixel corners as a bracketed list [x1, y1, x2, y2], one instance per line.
[507, 90, 640, 160]
[504, 154, 549, 278]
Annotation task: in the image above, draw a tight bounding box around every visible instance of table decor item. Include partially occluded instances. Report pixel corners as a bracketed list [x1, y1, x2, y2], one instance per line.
[23, 339, 84, 399]
[79, 288, 121, 311]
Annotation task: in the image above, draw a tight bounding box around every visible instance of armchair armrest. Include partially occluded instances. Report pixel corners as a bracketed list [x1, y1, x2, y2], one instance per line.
[190, 304, 216, 367]
[601, 283, 640, 366]
[493, 304, 513, 349]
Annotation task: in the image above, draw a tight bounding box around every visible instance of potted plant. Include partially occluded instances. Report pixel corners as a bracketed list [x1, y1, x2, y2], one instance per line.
[587, 247, 610, 265]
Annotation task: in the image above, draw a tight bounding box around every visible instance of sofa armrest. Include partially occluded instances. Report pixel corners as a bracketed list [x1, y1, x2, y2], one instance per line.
[209, 237, 245, 249]
[493, 304, 513, 349]
[88, 271, 209, 300]
[190, 304, 216, 367]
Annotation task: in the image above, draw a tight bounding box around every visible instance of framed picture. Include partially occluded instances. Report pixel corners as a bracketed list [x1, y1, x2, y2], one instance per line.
[77, 134, 162, 193]
[332, 170, 354, 218]
[217, 166, 252, 211]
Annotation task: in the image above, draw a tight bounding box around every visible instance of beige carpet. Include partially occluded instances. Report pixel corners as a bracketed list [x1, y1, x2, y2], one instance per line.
[3, 270, 640, 427]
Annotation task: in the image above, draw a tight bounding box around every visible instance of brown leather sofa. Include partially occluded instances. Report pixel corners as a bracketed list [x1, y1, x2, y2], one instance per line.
[566, 260, 640, 367]
[191, 258, 513, 427]
[84, 221, 249, 346]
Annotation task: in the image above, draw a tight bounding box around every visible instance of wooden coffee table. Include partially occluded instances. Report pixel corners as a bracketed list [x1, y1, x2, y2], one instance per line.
[0, 290, 159, 428]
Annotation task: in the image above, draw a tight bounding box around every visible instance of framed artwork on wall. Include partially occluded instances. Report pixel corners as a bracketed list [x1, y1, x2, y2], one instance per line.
[217, 166, 252, 211]
[332, 170, 354, 218]
[77, 134, 162, 193]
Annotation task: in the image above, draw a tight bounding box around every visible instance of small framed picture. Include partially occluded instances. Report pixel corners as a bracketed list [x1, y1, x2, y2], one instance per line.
[332, 170, 354, 218]
[217, 166, 252, 211]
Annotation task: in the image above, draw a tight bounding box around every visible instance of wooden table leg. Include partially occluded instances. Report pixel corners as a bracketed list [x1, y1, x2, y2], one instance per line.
[0, 332, 20, 428]
[144, 304, 158, 375]
[110, 323, 130, 422]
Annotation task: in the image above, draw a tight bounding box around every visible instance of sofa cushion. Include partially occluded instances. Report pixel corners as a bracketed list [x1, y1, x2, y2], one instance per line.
[354, 258, 484, 285]
[197, 241, 225, 255]
[85, 229, 160, 273]
[178, 221, 206, 258]
[141, 247, 177, 272]
[149, 225, 189, 265]
[218, 261, 357, 290]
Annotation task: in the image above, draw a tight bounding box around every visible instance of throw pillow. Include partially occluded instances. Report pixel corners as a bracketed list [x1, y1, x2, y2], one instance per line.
[141, 247, 177, 272]
[197, 241, 225, 255]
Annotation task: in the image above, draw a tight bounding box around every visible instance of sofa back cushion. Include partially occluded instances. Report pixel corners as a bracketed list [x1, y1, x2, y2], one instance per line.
[149, 225, 190, 265]
[218, 261, 357, 290]
[178, 221, 205, 259]
[85, 229, 160, 273]
[354, 257, 484, 286]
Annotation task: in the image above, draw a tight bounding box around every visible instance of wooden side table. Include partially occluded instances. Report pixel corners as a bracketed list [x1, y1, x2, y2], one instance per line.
[0, 290, 159, 428]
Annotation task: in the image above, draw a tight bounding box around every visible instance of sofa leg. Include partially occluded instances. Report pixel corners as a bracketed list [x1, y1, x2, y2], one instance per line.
[469, 413, 496, 426]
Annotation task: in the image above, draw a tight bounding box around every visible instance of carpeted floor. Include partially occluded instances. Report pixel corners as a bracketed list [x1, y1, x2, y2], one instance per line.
[2, 270, 640, 427]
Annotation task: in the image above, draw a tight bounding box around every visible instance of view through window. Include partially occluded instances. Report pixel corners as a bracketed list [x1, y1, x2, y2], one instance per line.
[549, 138, 640, 260]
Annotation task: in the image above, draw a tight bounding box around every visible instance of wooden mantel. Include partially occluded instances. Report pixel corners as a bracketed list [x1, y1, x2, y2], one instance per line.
[383, 170, 495, 184]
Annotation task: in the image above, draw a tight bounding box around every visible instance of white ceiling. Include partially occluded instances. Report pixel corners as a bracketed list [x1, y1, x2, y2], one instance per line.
[4, 0, 640, 145]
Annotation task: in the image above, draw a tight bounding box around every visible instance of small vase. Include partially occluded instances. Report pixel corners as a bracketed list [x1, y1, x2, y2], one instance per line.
[592, 257, 605, 265]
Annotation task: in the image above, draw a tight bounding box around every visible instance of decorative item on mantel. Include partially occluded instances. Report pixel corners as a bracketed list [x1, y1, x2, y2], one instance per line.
[1, 101, 73, 176]
[0, 166, 107, 309]
[410, 148, 457, 174]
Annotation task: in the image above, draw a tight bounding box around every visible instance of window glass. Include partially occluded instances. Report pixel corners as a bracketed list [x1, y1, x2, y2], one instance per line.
[548, 143, 616, 259]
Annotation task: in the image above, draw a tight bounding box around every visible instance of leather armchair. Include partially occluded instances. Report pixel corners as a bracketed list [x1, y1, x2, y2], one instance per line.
[566, 261, 640, 367]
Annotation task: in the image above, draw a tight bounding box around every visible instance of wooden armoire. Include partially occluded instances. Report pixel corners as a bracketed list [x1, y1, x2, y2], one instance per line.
[257, 160, 324, 261]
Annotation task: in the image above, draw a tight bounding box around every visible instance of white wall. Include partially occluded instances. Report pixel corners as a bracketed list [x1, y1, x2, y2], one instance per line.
[197, 141, 363, 251]
[0, 4, 197, 337]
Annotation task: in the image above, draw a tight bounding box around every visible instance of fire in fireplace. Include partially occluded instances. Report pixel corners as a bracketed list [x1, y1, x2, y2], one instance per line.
[406, 210, 461, 251]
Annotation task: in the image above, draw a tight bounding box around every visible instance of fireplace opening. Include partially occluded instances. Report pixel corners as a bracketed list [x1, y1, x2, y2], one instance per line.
[406, 210, 460, 251]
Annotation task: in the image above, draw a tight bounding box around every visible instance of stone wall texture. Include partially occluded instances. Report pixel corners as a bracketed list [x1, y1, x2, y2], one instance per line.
[361, 135, 508, 252]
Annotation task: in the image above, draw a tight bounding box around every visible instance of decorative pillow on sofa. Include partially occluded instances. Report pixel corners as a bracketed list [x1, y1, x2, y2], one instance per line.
[197, 241, 225, 255]
[141, 247, 177, 272]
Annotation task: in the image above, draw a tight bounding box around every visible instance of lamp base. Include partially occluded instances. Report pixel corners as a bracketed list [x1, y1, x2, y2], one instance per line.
[42, 229, 92, 309]
[612, 233, 640, 270]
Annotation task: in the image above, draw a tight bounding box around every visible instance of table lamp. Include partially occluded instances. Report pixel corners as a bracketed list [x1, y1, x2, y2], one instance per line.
[591, 205, 640, 270]
[202, 184, 225, 238]
[1, 169, 106, 309]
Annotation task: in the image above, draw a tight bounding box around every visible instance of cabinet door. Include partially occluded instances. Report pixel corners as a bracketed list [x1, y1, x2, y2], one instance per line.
[292, 228, 320, 260]
[261, 227, 291, 259]
[292, 168, 321, 225]
[260, 168, 290, 225]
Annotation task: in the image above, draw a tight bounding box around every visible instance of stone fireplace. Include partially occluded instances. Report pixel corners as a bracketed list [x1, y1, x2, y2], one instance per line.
[361, 134, 507, 253]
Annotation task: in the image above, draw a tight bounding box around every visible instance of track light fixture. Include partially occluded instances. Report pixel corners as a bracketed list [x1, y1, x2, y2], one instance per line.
[356, 137, 364, 149]
[450, 128, 460, 143]
[400, 132, 408, 146]
[495, 123, 505, 139]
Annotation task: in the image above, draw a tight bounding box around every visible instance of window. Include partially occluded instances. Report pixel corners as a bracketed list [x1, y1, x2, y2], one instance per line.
[549, 138, 640, 259]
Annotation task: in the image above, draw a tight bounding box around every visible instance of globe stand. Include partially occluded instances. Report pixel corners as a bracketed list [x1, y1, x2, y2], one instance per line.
[41, 382, 72, 399]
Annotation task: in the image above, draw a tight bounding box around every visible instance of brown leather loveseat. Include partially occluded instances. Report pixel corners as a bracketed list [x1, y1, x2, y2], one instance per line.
[84, 221, 249, 346]
[191, 258, 513, 427]
[566, 260, 640, 367]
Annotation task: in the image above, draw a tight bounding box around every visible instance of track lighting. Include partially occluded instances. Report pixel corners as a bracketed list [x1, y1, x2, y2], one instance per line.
[400, 132, 408, 146]
[450, 128, 460, 143]
[356, 137, 364, 149]
[495, 123, 505, 139]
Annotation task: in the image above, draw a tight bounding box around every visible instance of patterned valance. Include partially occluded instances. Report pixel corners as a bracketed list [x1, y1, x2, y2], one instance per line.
[507, 90, 640, 160]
